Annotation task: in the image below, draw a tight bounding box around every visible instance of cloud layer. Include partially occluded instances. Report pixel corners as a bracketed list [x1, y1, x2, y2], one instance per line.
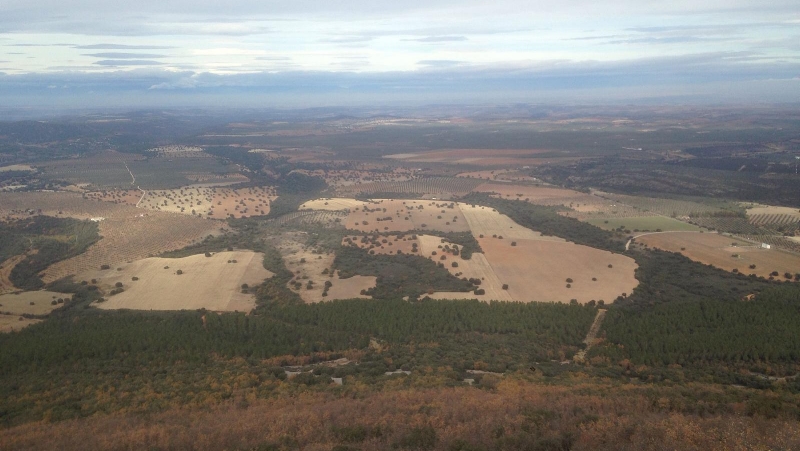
[1, 0, 798, 107]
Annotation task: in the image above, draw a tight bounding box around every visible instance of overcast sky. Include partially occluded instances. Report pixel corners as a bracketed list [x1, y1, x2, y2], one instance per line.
[1, 0, 799, 108]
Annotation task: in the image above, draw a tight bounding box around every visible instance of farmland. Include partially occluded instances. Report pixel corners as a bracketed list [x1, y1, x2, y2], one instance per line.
[304, 197, 637, 303]
[0, 192, 224, 283]
[336, 177, 483, 199]
[586, 216, 703, 232]
[90, 251, 273, 312]
[0, 291, 71, 331]
[383, 148, 575, 166]
[278, 235, 376, 302]
[636, 232, 800, 280]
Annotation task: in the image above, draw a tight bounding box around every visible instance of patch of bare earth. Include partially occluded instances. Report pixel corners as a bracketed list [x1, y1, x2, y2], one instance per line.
[281, 240, 375, 303]
[89, 251, 273, 312]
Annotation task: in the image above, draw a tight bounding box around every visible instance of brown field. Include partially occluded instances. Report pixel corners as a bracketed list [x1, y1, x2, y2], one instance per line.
[89, 186, 276, 219]
[89, 251, 273, 312]
[477, 237, 638, 304]
[280, 238, 375, 303]
[0, 192, 224, 283]
[383, 149, 574, 166]
[0, 290, 71, 315]
[345, 200, 469, 234]
[303, 197, 637, 303]
[637, 232, 800, 279]
[459, 203, 564, 241]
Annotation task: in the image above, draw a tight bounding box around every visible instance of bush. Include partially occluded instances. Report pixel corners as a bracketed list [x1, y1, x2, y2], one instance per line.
[100, 264, 110, 270]
[176, 269, 183, 275]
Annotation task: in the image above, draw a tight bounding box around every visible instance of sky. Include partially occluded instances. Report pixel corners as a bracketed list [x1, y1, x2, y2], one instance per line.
[1, 0, 799, 109]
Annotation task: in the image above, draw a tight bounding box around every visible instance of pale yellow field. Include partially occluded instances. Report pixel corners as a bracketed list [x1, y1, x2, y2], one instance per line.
[458, 203, 564, 241]
[282, 245, 375, 303]
[90, 251, 273, 312]
[478, 237, 638, 304]
[343, 199, 469, 234]
[0, 291, 71, 315]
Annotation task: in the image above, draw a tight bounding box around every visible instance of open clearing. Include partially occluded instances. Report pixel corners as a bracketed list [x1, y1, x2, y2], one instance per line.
[0, 290, 71, 315]
[0, 192, 224, 283]
[637, 232, 800, 279]
[477, 237, 638, 304]
[586, 216, 702, 232]
[89, 186, 276, 219]
[90, 251, 273, 312]
[459, 203, 564, 241]
[344, 199, 470, 234]
[280, 240, 375, 303]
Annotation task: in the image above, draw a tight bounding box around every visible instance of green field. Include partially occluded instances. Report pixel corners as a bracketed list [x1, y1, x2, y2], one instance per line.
[586, 216, 703, 232]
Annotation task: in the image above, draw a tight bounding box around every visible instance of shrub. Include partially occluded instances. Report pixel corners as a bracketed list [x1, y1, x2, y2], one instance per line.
[100, 264, 110, 270]
[176, 269, 183, 275]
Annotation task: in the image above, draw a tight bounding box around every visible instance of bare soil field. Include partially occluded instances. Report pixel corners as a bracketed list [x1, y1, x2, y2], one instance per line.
[345, 200, 470, 234]
[135, 186, 275, 219]
[478, 237, 638, 304]
[280, 240, 375, 302]
[0, 290, 71, 315]
[90, 251, 273, 312]
[637, 232, 800, 279]
[459, 203, 564, 241]
[384, 149, 574, 166]
[0, 164, 35, 172]
[0, 192, 224, 283]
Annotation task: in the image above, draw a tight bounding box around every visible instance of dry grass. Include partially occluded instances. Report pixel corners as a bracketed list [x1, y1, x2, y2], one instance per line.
[637, 232, 800, 279]
[478, 237, 638, 304]
[0, 291, 71, 316]
[89, 251, 273, 312]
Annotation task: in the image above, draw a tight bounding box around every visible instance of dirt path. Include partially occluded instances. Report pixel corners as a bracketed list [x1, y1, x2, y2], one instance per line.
[573, 309, 606, 363]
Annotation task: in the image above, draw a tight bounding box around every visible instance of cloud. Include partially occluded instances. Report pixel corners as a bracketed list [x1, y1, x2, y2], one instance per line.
[417, 60, 465, 67]
[403, 36, 468, 42]
[93, 59, 164, 66]
[75, 44, 175, 50]
[84, 53, 168, 59]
